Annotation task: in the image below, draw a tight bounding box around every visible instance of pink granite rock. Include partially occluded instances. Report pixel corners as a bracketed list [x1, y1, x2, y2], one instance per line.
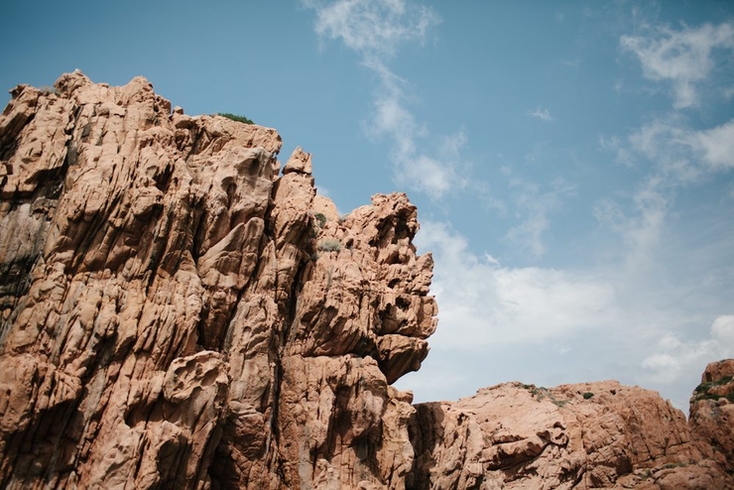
[0, 73, 435, 489]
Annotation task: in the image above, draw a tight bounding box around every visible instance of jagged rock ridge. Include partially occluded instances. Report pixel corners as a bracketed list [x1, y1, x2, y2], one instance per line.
[0, 72, 436, 489]
[410, 371, 734, 489]
[0, 73, 731, 489]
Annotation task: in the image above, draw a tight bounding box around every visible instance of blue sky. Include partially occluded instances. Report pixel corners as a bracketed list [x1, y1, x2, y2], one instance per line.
[2, 0, 733, 412]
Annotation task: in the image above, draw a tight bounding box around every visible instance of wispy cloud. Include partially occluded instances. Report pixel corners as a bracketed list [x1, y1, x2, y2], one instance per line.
[594, 181, 669, 293]
[416, 221, 618, 347]
[629, 117, 734, 182]
[642, 315, 734, 384]
[527, 106, 554, 122]
[621, 22, 734, 108]
[304, 0, 469, 199]
[505, 175, 576, 258]
[598, 134, 635, 167]
[596, 117, 734, 277]
[306, 0, 437, 59]
[365, 59, 469, 198]
[694, 120, 734, 171]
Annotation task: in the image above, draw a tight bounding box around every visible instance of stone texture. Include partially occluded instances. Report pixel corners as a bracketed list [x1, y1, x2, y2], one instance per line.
[0, 72, 435, 489]
[0, 72, 731, 490]
[689, 359, 734, 477]
[408, 380, 733, 489]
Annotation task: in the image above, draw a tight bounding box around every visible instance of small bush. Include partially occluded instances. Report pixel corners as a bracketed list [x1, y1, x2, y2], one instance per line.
[583, 392, 594, 400]
[314, 212, 327, 228]
[318, 239, 342, 252]
[531, 387, 545, 398]
[693, 376, 734, 402]
[218, 112, 254, 124]
[530, 386, 568, 407]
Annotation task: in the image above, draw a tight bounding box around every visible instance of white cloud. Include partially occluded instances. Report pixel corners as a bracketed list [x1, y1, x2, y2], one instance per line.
[395, 151, 466, 200]
[642, 315, 734, 385]
[304, 0, 468, 200]
[711, 315, 734, 343]
[628, 117, 734, 182]
[694, 120, 734, 171]
[621, 22, 734, 108]
[416, 221, 617, 348]
[306, 0, 438, 59]
[528, 107, 554, 122]
[484, 253, 501, 267]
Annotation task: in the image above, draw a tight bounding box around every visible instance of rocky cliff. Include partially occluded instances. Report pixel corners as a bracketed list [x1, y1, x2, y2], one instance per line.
[0, 73, 731, 489]
[410, 371, 734, 489]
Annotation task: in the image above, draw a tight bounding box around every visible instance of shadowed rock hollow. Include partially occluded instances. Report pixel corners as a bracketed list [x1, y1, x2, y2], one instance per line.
[0, 73, 731, 489]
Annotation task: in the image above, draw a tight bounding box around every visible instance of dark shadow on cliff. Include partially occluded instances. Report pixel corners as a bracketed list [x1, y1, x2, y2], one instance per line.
[406, 401, 444, 489]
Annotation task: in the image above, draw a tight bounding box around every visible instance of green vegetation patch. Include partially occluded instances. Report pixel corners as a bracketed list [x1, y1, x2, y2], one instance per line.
[318, 239, 342, 252]
[218, 112, 254, 124]
[314, 212, 327, 228]
[528, 386, 568, 407]
[693, 375, 734, 402]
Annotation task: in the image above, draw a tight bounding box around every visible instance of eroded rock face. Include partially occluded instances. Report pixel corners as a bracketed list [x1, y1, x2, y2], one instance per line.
[0, 72, 436, 489]
[408, 377, 733, 489]
[689, 359, 734, 477]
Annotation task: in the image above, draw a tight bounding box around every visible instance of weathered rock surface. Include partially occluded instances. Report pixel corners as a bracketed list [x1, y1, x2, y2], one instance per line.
[0, 73, 731, 489]
[0, 72, 436, 489]
[408, 377, 733, 489]
[689, 359, 734, 477]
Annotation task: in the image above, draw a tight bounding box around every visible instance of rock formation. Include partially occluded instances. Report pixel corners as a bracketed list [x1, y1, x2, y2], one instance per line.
[409, 377, 733, 489]
[0, 73, 731, 489]
[0, 72, 436, 489]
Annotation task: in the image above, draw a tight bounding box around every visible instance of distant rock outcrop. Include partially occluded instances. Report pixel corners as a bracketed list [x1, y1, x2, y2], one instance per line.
[0, 73, 731, 489]
[409, 376, 732, 489]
